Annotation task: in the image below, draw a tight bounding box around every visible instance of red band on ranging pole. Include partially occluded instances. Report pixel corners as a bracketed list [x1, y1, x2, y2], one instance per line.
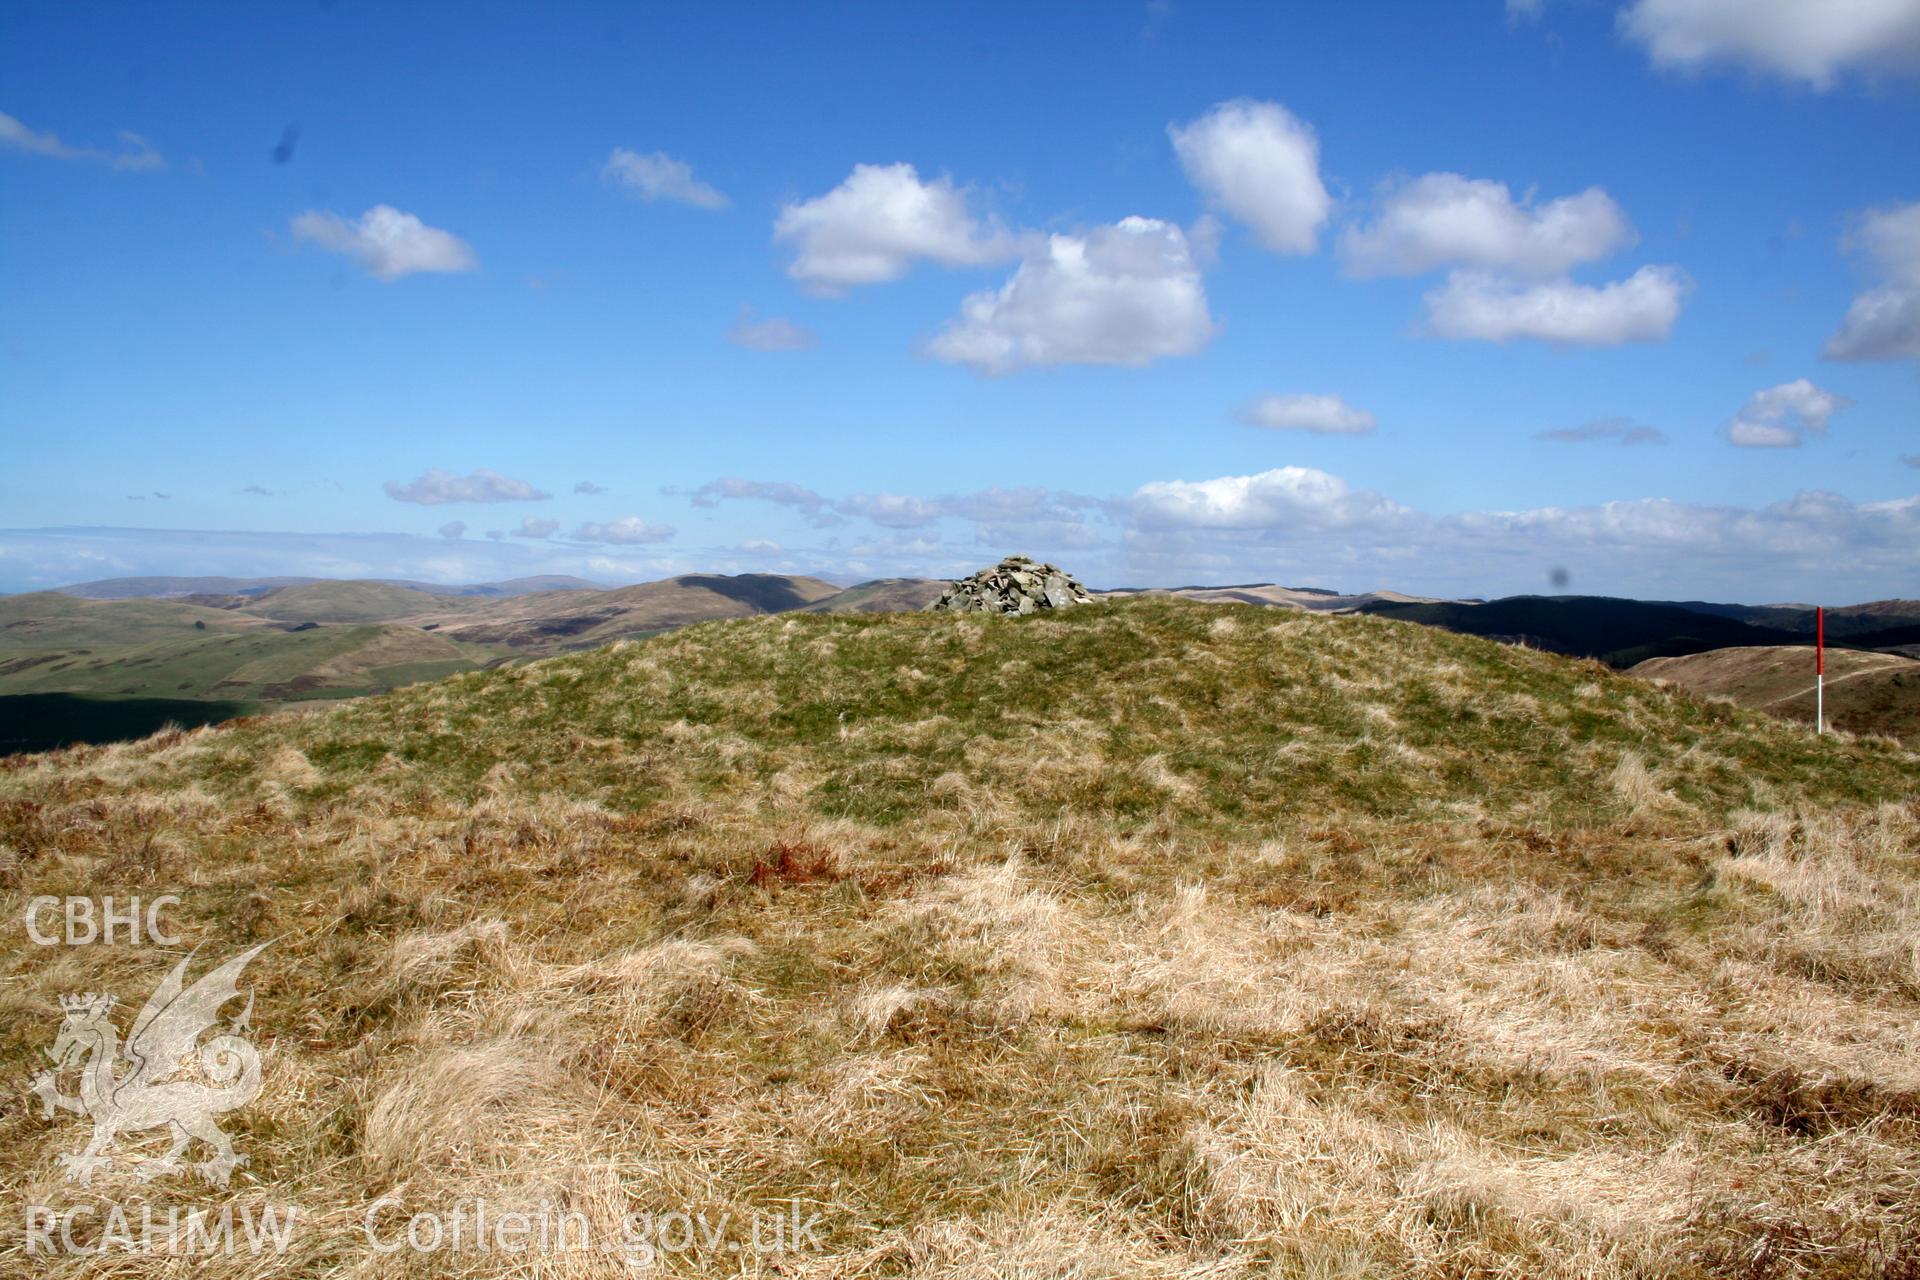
[1817, 606, 1824, 675]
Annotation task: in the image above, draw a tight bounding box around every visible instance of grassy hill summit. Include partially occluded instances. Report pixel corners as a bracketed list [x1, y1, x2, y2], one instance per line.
[3, 597, 1918, 1276]
[13, 573, 1920, 755]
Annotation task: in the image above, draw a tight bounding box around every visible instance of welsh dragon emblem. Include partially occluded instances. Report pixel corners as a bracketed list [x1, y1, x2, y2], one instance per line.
[28, 944, 269, 1188]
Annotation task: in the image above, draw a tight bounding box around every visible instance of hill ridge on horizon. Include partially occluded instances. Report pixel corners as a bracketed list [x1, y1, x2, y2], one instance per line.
[49, 572, 615, 600]
[41, 570, 1920, 614]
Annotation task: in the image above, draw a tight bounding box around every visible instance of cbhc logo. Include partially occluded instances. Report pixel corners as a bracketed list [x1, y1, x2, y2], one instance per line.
[25, 896, 182, 946]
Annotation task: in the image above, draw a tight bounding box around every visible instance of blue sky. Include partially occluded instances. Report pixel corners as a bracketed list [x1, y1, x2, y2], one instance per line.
[2, 0, 1917, 601]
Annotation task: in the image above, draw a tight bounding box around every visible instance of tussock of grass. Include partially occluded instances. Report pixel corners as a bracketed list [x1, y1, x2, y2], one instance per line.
[2, 598, 1918, 1276]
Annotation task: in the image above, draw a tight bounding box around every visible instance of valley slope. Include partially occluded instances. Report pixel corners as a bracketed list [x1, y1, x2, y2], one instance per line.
[1634, 644, 1920, 743]
[0, 574, 850, 751]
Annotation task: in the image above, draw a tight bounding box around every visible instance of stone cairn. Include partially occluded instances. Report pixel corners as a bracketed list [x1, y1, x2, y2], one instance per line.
[927, 555, 1096, 615]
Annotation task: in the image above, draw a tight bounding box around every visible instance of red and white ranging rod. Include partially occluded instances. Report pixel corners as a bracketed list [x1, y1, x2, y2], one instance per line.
[1816, 606, 1825, 736]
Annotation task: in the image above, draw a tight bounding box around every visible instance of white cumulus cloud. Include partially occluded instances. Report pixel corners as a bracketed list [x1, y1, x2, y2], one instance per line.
[1127, 466, 1412, 531]
[602, 148, 729, 210]
[574, 516, 676, 545]
[384, 469, 551, 505]
[1168, 99, 1330, 255]
[1236, 393, 1376, 435]
[511, 518, 560, 539]
[0, 110, 165, 170]
[1342, 171, 1682, 346]
[291, 205, 477, 281]
[1621, 0, 1920, 89]
[1825, 201, 1920, 363]
[1341, 174, 1634, 279]
[774, 163, 1019, 291]
[437, 521, 467, 539]
[1424, 266, 1688, 345]
[928, 217, 1216, 374]
[1725, 378, 1851, 448]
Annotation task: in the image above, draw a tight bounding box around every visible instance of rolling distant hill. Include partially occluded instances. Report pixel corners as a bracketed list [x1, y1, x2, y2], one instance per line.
[436, 573, 843, 649]
[1662, 598, 1920, 637]
[479, 574, 607, 595]
[0, 571, 892, 754]
[4, 573, 851, 714]
[1846, 622, 1920, 656]
[55, 575, 320, 599]
[0, 588, 503, 702]
[1358, 594, 1817, 667]
[1103, 583, 1441, 611]
[1825, 599, 1920, 634]
[804, 578, 949, 612]
[0, 590, 257, 646]
[0, 589, 513, 752]
[227, 581, 479, 624]
[57, 573, 607, 600]
[1, 573, 838, 752]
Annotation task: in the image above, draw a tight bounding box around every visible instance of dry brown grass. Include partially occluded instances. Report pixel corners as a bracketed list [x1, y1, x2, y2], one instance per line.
[2, 598, 1917, 1277]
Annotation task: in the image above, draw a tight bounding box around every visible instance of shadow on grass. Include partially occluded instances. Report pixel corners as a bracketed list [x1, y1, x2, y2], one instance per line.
[0, 692, 255, 756]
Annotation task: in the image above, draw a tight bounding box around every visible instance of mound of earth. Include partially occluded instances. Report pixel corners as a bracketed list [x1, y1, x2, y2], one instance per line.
[5, 599, 1918, 1276]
